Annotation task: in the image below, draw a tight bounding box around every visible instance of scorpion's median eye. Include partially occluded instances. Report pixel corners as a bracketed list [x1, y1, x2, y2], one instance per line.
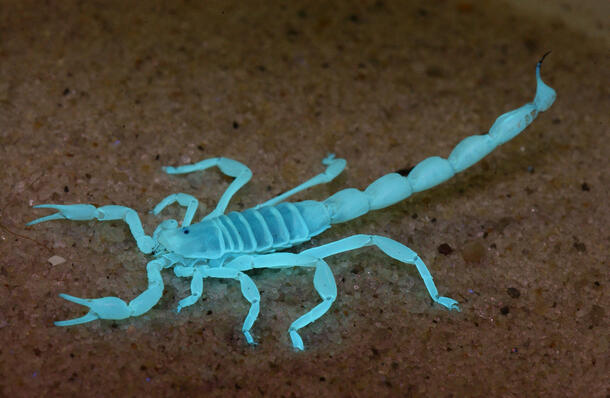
[183, 228, 190, 234]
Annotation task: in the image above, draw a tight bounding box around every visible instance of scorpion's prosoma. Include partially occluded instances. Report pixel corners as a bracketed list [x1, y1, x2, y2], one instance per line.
[27, 55, 556, 350]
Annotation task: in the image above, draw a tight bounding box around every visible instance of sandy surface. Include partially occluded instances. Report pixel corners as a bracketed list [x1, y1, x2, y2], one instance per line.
[1, 0, 608, 396]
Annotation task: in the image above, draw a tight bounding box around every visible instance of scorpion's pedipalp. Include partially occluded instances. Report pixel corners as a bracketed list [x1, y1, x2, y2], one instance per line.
[54, 312, 99, 327]
[27, 203, 155, 254]
[26, 204, 97, 226]
[26, 212, 66, 226]
[54, 258, 170, 326]
[55, 294, 131, 326]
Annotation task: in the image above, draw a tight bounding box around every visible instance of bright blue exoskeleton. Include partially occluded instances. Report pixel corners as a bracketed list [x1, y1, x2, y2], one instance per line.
[27, 55, 556, 350]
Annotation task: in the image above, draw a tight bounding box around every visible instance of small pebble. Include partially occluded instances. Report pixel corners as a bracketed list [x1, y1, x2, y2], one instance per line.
[507, 287, 521, 298]
[48, 255, 66, 266]
[437, 243, 453, 255]
[573, 241, 587, 253]
[461, 240, 485, 263]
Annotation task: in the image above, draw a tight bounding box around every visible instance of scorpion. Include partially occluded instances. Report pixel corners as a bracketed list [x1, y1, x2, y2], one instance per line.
[27, 55, 555, 350]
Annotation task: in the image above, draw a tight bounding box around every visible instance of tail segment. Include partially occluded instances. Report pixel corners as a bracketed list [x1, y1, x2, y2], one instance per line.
[323, 54, 556, 224]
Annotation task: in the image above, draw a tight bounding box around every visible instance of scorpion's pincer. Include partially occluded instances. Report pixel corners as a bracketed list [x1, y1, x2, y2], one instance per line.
[54, 294, 131, 326]
[26, 204, 97, 226]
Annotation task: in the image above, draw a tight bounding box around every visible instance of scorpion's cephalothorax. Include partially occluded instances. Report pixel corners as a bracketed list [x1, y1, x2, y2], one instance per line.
[27, 55, 556, 350]
[157, 220, 224, 259]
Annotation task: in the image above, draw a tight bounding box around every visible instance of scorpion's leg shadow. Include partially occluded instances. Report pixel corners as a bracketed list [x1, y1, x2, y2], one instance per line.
[55, 257, 171, 326]
[26, 204, 155, 254]
[301, 234, 460, 311]
[162, 157, 252, 220]
[256, 154, 346, 208]
[227, 253, 336, 351]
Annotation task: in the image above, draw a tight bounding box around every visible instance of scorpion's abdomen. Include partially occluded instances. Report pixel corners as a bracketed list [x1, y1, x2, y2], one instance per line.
[221, 200, 330, 254]
[290, 201, 331, 237]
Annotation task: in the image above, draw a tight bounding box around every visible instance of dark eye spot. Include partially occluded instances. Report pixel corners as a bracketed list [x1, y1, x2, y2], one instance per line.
[183, 229, 190, 234]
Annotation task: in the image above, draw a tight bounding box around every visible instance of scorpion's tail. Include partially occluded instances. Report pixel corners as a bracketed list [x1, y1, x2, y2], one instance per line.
[323, 54, 556, 224]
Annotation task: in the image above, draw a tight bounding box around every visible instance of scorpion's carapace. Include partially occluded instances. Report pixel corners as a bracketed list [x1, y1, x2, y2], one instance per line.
[27, 56, 556, 350]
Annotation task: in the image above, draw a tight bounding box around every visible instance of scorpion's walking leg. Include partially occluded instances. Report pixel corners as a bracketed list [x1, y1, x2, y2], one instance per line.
[286, 259, 337, 350]
[27, 204, 155, 254]
[163, 157, 252, 220]
[195, 267, 261, 345]
[172, 265, 204, 313]
[151, 193, 199, 226]
[301, 235, 460, 310]
[227, 253, 336, 350]
[55, 258, 170, 326]
[257, 154, 346, 208]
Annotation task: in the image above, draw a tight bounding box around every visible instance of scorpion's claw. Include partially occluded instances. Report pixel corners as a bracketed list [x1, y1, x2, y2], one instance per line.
[26, 205, 72, 226]
[26, 212, 64, 226]
[54, 293, 131, 326]
[27, 204, 97, 226]
[54, 311, 99, 326]
[437, 296, 460, 312]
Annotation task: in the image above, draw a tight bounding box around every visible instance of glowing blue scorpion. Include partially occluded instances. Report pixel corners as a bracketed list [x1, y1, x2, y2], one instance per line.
[28, 55, 555, 350]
